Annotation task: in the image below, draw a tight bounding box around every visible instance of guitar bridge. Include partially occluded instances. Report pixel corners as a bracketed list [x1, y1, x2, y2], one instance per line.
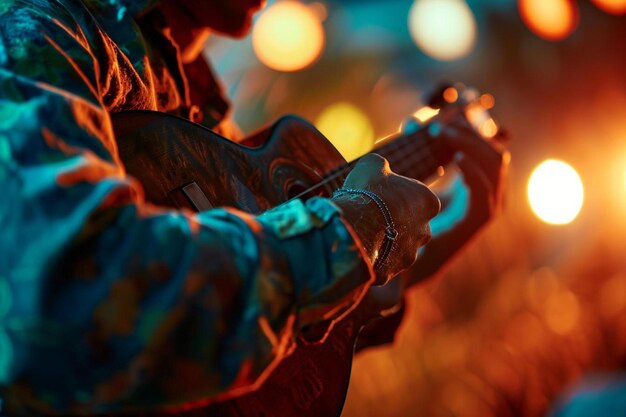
[169, 182, 213, 212]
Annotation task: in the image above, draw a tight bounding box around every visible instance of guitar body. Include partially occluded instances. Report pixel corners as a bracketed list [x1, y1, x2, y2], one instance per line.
[114, 110, 344, 214]
[113, 110, 363, 417]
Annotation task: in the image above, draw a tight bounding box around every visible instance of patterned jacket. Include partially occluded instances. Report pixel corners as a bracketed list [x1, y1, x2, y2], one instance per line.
[0, 0, 374, 413]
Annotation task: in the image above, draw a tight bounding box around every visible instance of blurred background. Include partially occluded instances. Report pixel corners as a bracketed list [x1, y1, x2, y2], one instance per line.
[204, 1, 626, 416]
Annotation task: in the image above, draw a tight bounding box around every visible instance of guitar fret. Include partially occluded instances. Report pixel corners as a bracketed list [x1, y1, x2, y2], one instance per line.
[288, 121, 452, 204]
[375, 128, 442, 182]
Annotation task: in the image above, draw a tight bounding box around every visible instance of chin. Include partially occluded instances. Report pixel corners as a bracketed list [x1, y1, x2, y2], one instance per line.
[211, 14, 254, 39]
[227, 19, 254, 38]
[175, 1, 257, 39]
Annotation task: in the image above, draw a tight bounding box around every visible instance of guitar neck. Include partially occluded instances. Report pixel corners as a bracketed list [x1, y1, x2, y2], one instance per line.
[315, 120, 455, 197]
[374, 124, 455, 182]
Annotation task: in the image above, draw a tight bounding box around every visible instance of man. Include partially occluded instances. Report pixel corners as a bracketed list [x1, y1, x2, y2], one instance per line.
[0, 0, 507, 414]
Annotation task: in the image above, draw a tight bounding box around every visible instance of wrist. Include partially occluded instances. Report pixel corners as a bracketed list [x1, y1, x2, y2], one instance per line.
[334, 189, 398, 271]
[330, 193, 386, 267]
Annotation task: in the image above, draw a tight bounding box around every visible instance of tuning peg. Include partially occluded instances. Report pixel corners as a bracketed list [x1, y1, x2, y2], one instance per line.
[400, 117, 423, 134]
[493, 127, 510, 143]
[426, 83, 455, 109]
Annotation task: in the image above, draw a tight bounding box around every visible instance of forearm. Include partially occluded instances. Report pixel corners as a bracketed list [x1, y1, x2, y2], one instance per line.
[0, 65, 374, 414]
[1, 193, 373, 414]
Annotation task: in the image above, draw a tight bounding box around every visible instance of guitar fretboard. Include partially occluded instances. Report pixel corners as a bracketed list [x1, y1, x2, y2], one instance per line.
[294, 122, 455, 200]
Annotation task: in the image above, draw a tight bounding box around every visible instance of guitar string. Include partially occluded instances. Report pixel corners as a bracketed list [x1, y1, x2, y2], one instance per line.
[297, 128, 437, 199]
[288, 124, 438, 203]
[383, 136, 436, 177]
[371, 96, 492, 186]
[296, 99, 497, 198]
[292, 137, 431, 200]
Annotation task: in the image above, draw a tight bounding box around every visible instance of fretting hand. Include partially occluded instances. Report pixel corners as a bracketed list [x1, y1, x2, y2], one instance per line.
[404, 116, 510, 286]
[354, 115, 509, 351]
[331, 153, 441, 285]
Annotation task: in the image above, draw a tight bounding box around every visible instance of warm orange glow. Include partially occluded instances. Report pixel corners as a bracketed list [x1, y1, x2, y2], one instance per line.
[525, 268, 560, 309]
[527, 159, 584, 225]
[252, 1, 325, 72]
[479, 118, 498, 138]
[443, 87, 459, 103]
[591, 0, 626, 15]
[505, 312, 544, 352]
[479, 93, 495, 110]
[441, 380, 491, 417]
[308, 2, 328, 20]
[413, 106, 440, 123]
[315, 102, 375, 162]
[464, 102, 497, 139]
[612, 152, 626, 212]
[518, 0, 579, 41]
[599, 274, 626, 318]
[544, 290, 580, 335]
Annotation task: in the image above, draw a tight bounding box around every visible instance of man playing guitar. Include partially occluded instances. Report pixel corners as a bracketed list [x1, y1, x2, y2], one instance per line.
[0, 0, 508, 415]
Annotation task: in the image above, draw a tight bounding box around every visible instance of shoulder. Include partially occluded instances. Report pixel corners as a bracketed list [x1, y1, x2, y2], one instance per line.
[0, 0, 147, 108]
[0, 1, 100, 98]
[0, 1, 75, 43]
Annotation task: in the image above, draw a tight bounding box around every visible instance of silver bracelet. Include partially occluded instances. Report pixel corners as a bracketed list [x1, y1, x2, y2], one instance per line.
[332, 188, 398, 270]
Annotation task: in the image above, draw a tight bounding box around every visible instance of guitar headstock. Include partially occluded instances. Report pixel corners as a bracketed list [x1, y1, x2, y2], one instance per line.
[373, 82, 508, 184]
[416, 82, 507, 143]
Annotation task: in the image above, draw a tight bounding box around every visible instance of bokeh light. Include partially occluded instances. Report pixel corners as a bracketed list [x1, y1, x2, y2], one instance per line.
[443, 87, 459, 103]
[308, 1, 328, 20]
[591, 0, 626, 15]
[518, 0, 579, 41]
[598, 274, 626, 318]
[413, 106, 440, 123]
[479, 93, 495, 110]
[252, 1, 325, 72]
[408, 0, 478, 61]
[610, 152, 626, 213]
[315, 102, 374, 162]
[478, 118, 498, 138]
[544, 290, 580, 335]
[527, 159, 584, 225]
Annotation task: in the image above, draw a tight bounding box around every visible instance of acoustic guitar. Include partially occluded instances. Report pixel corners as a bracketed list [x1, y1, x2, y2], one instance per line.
[111, 84, 504, 417]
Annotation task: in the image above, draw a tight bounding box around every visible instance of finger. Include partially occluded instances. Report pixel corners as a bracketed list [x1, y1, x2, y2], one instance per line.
[444, 124, 509, 192]
[404, 176, 441, 220]
[345, 153, 391, 188]
[442, 122, 504, 170]
[351, 153, 390, 175]
[362, 153, 391, 173]
[455, 154, 492, 203]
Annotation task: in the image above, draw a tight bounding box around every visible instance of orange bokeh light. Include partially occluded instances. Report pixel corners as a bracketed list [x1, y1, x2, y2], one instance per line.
[599, 274, 626, 318]
[479, 93, 495, 110]
[479, 118, 498, 138]
[518, 0, 579, 41]
[591, 0, 626, 15]
[543, 290, 580, 335]
[443, 87, 459, 103]
[252, 1, 325, 72]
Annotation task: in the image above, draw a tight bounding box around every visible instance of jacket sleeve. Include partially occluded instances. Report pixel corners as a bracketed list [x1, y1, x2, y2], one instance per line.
[0, 4, 374, 414]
